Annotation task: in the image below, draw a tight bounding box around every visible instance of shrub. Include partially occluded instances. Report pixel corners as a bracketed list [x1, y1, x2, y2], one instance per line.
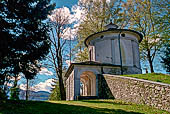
[49, 82, 61, 101]
[10, 87, 20, 100]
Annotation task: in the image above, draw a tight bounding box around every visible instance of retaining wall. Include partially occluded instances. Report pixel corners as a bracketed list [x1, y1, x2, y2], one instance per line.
[98, 74, 170, 111]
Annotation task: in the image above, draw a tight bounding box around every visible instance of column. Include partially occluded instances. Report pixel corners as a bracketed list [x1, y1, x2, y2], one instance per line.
[74, 69, 80, 100]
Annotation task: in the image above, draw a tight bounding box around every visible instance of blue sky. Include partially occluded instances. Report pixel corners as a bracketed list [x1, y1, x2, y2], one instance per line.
[19, 0, 79, 92]
[18, 0, 166, 93]
[52, 0, 78, 8]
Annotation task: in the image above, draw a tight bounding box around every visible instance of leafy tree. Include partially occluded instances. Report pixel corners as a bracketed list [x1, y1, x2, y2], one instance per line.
[161, 43, 170, 73]
[0, 0, 55, 99]
[10, 76, 20, 100]
[0, 0, 15, 97]
[0, 88, 7, 102]
[74, 48, 89, 62]
[74, 0, 124, 61]
[49, 81, 61, 101]
[48, 7, 74, 100]
[123, 0, 169, 72]
[10, 87, 20, 100]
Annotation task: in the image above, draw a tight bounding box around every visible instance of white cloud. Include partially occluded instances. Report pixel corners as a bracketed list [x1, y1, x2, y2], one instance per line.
[33, 79, 55, 93]
[49, 7, 72, 24]
[19, 79, 55, 93]
[20, 83, 27, 90]
[49, 0, 111, 41]
[61, 27, 76, 40]
[71, 5, 85, 23]
[39, 67, 53, 76]
[65, 60, 74, 66]
[79, 0, 110, 3]
[49, 7, 78, 40]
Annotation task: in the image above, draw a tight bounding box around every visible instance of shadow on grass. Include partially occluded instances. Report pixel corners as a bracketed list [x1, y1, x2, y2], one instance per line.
[81, 100, 130, 105]
[0, 100, 143, 114]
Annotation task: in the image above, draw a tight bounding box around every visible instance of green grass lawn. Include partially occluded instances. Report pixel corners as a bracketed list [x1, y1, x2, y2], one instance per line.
[121, 73, 170, 84]
[0, 100, 169, 114]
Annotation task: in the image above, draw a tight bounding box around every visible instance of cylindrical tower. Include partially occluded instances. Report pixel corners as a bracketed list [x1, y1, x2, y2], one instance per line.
[84, 23, 143, 74]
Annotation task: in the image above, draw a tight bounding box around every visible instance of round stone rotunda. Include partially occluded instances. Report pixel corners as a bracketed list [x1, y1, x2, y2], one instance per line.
[65, 23, 143, 100]
[85, 23, 143, 74]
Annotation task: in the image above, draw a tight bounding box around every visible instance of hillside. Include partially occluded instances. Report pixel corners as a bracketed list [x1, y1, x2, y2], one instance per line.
[0, 100, 169, 114]
[121, 73, 170, 84]
[19, 90, 50, 101]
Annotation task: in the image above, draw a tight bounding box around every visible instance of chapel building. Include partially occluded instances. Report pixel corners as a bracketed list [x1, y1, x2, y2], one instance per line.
[65, 23, 143, 100]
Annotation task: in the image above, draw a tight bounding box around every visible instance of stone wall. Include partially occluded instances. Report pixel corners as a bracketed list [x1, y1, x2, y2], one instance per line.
[99, 74, 170, 111]
[66, 71, 74, 100]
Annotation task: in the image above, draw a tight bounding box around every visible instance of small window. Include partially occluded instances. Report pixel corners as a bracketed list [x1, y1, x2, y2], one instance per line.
[100, 35, 104, 39]
[121, 33, 125, 37]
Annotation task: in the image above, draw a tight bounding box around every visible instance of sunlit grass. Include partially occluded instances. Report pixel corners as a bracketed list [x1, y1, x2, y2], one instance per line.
[0, 99, 169, 114]
[121, 73, 170, 84]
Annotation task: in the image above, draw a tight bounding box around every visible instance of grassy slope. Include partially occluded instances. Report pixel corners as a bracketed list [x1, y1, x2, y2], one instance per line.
[0, 100, 169, 114]
[121, 73, 170, 84]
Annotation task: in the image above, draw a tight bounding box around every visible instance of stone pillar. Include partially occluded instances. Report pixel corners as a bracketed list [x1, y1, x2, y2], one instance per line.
[132, 41, 140, 68]
[68, 77, 70, 100]
[74, 69, 80, 100]
[96, 74, 98, 96]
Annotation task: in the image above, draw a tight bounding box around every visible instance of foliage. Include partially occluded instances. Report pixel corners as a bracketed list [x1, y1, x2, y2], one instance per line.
[161, 43, 170, 73]
[0, 88, 7, 102]
[0, 0, 16, 93]
[10, 87, 20, 100]
[49, 81, 61, 101]
[123, 0, 169, 72]
[0, 0, 55, 98]
[48, 7, 73, 100]
[0, 100, 169, 114]
[74, 0, 123, 61]
[122, 73, 170, 84]
[74, 48, 89, 62]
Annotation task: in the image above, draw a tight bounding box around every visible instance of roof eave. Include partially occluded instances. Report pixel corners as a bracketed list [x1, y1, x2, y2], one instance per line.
[84, 29, 143, 47]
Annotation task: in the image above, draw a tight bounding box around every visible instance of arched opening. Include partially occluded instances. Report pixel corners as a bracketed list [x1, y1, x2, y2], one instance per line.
[80, 71, 96, 96]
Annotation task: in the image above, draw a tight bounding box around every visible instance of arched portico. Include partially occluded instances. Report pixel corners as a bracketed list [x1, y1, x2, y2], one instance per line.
[80, 71, 96, 96]
[65, 61, 142, 100]
[68, 64, 101, 100]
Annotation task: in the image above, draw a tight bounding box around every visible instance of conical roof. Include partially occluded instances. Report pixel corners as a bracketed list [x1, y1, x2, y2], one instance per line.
[105, 22, 118, 30]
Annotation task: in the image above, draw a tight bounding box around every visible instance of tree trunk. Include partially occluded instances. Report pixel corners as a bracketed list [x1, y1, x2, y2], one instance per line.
[148, 56, 154, 73]
[57, 32, 66, 100]
[26, 78, 29, 100]
[147, 50, 154, 73]
[58, 76, 66, 100]
[14, 76, 18, 88]
[57, 57, 66, 100]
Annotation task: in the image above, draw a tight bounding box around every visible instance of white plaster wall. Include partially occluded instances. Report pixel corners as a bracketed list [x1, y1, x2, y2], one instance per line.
[66, 70, 74, 100]
[73, 65, 101, 99]
[132, 41, 140, 68]
[112, 39, 120, 65]
[75, 65, 101, 77]
[121, 39, 133, 66]
[95, 40, 112, 63]
[74, 68, 80, 100]
[89, 31, 141, 68]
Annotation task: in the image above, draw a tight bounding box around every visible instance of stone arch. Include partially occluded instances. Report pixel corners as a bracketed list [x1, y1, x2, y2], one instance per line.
[80, 71, 96, 96]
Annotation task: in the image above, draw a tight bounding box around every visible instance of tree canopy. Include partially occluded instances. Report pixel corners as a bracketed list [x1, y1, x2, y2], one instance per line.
[0, 0, 55, 98]
[161, 43, 170, 73]
[122, 0, 169, 72]
[74, 0, 124, 62]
